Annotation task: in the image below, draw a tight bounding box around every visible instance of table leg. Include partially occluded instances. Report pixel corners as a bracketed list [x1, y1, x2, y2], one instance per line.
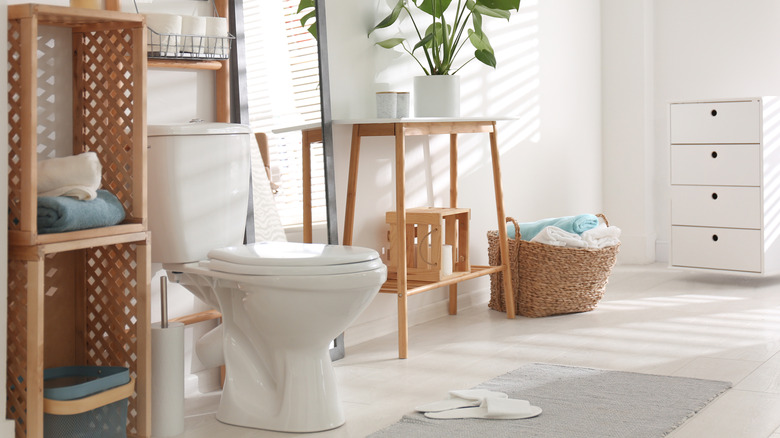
[301, 130, 313, 243]
[395, 125, 409, 359]
[343, 125, 362, 246]
[489, 123, 516, 319]
[448, 133, 458, 315]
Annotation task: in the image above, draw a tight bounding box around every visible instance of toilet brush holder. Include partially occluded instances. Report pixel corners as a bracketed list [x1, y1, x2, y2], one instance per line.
[151, 277, 185, 437]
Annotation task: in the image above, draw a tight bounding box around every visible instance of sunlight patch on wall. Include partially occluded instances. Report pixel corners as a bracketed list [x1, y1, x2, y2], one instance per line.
[762, 96, 780, 248]
[459, 0, 541, 177]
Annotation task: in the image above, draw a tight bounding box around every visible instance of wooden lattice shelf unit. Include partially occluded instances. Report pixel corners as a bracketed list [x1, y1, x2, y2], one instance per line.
[7, 4, 150, 438]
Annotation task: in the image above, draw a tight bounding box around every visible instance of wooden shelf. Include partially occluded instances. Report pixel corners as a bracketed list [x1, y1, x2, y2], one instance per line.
[10, 228, 149, 259]
[148, 58, 226, 71]
[379, 265, 504, 296]
[6, 5, 151, 437]
[9, 223, 147, 249]
[8, 3, 144, 27]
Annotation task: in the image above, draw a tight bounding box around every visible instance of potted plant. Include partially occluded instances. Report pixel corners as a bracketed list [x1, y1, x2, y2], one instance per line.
[369, 0, 521, 117]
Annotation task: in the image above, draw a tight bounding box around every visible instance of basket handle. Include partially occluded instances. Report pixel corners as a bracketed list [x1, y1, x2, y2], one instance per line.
[44, 376, 135, 416]
[596, 213, 609, 227]
[506, 217, 522, 241]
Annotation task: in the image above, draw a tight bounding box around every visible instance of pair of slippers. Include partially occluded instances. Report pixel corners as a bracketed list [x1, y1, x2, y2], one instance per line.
[415, 389, 542, 420]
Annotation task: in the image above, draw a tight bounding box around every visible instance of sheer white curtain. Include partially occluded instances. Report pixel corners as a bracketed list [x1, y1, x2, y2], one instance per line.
[243, 0, 325, 228]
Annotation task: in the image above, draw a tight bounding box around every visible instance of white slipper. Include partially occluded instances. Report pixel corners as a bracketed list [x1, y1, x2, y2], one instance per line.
[415, 389, 508, 413]
[424, 398, 542, 420]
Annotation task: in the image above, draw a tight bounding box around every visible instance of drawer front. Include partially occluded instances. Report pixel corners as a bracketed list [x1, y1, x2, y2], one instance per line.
[671, 226, 761, 272]
[670, 145, 760, 186]
[670, 100, 760, 144]
[671, 186, 761, 228]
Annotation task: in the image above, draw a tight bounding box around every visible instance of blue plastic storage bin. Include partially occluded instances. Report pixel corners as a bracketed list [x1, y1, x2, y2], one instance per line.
[43, 366, 134, 438]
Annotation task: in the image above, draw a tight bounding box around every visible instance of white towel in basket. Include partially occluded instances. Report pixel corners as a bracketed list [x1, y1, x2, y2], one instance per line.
[581, 223, 622, 248]
[530, 226, 590, 248]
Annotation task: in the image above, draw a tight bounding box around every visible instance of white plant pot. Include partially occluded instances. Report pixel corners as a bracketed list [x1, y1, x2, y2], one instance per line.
[413, 75, 460, 118]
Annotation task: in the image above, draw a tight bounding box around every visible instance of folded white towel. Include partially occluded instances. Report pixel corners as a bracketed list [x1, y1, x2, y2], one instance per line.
[38, 152, 102, 200]
[581, 223, 622, 248]
[531, 226, 590, 248]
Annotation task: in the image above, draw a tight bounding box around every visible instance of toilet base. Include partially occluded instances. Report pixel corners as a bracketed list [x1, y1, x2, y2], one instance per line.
[216, 345, 346, 433]
[174, 263, 386, 433]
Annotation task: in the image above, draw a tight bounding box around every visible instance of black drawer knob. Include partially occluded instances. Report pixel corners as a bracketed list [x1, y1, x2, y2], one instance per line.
[711, 109, 718, 116]
[712, 234, 719, 242]
[712, 193, 718, 200]
[711, 151, 718, 158]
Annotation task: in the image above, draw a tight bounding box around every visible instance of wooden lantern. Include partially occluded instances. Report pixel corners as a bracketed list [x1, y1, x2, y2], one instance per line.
[385, 207, 470, 281]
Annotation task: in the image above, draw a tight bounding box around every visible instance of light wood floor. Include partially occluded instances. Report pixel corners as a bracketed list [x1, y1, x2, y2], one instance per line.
[181, 263, 780, 438]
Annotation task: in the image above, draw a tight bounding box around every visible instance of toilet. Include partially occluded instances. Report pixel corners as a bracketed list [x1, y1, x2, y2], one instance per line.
[147, 122, 387, 432]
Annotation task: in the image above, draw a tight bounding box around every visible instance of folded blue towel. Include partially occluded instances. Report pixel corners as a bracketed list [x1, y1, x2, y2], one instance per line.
[508, 214, 600, 241]
[38, 189, 126, 234]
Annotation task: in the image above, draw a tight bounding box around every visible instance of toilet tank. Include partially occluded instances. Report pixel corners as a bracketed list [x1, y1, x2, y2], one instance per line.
[148, 122, 251, 264]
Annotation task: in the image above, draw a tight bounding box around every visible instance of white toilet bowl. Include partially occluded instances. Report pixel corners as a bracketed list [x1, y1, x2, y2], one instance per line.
[148, 123, 387, 432]
[171, 241, 387, 432]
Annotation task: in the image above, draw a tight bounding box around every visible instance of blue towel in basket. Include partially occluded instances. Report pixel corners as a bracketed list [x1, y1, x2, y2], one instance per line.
[38, 189, 126, 234]
[508, 214, 600, 241]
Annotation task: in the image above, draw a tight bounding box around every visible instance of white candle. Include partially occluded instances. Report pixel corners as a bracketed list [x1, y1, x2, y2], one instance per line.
[441, 244, 453, 276]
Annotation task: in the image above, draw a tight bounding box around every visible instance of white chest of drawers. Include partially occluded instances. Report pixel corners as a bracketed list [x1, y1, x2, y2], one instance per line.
[669, 97, 780, 274]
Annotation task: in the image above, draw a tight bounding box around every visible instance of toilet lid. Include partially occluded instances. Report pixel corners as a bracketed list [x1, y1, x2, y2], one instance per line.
[201, 242, 384, 276]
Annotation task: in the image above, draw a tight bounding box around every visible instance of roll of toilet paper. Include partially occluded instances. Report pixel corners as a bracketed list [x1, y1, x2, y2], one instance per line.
[441, 244, 453, 276]
[181, 15, 207, 55]
[151, 322, 185, 437]
[144, 13, 182, 56]
[205, 16, 229, 57]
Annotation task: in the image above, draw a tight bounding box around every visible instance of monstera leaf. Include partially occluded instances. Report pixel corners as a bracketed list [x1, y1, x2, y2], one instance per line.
[369, 0, 521, 75]
[297, 0, 317, 40]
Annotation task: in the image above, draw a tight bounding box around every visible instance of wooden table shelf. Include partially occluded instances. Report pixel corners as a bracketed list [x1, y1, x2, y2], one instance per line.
[333, 117, 516, 359]
[379, 265, 505, 296]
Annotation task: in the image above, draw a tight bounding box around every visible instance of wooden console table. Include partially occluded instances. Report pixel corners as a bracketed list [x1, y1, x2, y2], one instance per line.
[332, 118, 516, 359]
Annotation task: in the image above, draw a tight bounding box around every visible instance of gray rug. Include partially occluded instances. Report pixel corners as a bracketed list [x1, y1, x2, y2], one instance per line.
[368, 363, 731, 438]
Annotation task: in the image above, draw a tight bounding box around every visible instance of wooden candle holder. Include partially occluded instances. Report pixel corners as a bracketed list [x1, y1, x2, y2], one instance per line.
[385, 207, 470, 281]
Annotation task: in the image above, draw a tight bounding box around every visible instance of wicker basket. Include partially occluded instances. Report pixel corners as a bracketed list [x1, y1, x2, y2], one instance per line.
[488, 215, 620, 318]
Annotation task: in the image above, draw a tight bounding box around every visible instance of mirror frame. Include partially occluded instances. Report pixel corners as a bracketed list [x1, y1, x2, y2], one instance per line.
[313, 0, 346, 361]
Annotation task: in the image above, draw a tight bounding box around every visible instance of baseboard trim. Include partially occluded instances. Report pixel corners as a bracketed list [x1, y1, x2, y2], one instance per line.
[2, 419, 14, 437]
[655, 239, 669, 263]
[614, 233, 657, 264]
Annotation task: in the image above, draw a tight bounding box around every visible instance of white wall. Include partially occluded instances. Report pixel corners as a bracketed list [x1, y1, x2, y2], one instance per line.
[325, 0, 604, 345]
[601, 0, 655, 264]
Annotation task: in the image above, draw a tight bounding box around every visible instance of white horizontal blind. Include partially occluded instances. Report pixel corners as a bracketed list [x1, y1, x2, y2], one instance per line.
[243, 0, 325, 227]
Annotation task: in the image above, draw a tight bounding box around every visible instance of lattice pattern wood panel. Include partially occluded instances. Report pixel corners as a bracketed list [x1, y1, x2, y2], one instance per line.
[85, 243, 140, 436]
[75, 29, 137, 216]
[6, 259, 28, 438]
[7, 20, 23, 232]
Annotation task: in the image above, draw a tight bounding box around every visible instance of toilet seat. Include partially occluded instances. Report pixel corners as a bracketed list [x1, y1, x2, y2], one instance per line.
[199, 242, 384, 276]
